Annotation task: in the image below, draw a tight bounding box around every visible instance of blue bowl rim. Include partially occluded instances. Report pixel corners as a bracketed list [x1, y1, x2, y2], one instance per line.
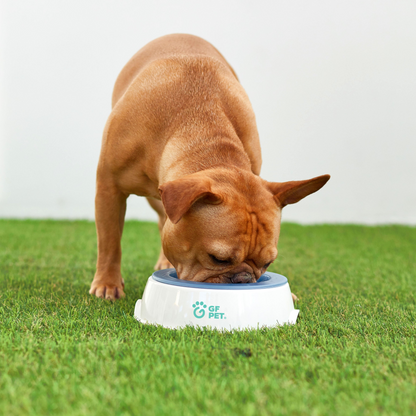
[152, 268, 288, 290]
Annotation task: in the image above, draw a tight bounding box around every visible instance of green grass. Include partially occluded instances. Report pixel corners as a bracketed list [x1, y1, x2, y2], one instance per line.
[0, 220, 415, 416]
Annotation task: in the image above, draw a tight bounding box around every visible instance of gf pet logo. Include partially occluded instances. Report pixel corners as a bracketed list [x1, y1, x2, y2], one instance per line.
[192, 301, 226, 320]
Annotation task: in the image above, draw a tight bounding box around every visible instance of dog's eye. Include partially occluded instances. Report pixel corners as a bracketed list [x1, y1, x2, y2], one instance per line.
[209, 254, 231, 265]
[263, 262, 272, 269]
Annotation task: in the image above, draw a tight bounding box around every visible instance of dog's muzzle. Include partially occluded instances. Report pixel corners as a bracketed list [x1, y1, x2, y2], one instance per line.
[230, 272, 256, 284]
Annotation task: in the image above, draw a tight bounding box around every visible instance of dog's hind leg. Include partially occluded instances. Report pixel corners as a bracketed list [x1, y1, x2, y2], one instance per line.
[90, 180, 127, 300]
[146, 197, 173, 270]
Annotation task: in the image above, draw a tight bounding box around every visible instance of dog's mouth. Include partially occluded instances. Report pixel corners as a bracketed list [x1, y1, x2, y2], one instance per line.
[205, 272, 256, 284]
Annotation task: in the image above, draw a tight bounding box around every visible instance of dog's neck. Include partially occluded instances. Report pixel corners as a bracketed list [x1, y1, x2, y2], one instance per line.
[159, 132, 252, 184]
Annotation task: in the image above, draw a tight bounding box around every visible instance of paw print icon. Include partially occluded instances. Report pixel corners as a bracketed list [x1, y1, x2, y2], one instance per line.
[192, 301, 207, 318]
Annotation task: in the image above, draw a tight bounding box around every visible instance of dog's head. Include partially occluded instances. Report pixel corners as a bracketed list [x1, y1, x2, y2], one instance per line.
[159, 169, 329, 283]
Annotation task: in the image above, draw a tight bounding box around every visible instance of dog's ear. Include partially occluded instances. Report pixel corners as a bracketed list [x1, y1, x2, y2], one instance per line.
[159, 176, 222, 224]
[267, 174, 330, 207]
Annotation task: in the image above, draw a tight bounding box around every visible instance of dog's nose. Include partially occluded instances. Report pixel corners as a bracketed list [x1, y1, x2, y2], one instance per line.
[230, 272, 255, 284]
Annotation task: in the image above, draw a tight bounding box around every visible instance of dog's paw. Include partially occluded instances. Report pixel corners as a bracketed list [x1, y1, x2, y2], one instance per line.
[89, 277, 125, 300]
[292, 293, 299, 302]
[154, 251, 173, 270]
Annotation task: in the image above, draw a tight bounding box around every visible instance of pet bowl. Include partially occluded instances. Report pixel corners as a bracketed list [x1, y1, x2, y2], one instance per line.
[134, 269, 299, 330]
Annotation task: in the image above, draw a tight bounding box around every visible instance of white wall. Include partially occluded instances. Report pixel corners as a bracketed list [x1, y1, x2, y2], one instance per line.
[1, 0, 415, 224]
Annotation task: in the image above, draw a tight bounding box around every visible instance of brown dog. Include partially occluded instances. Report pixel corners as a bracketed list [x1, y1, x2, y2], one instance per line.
[89, 34, 330, 300]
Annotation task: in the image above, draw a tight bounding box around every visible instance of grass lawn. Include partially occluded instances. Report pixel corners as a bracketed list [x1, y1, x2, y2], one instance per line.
[0, 219, 415, 416]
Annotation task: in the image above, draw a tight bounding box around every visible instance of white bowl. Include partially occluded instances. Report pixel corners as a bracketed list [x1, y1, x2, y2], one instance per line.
[134, 269, 299, 330]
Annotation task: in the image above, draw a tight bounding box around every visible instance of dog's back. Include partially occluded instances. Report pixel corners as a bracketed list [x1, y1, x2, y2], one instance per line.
[102, 34, 262, 184]
[112, 34, 238, 108]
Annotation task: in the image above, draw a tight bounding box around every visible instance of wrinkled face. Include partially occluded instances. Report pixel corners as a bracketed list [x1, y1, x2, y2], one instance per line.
[160, 170, 330, 283]
[162, 193, 281, 283]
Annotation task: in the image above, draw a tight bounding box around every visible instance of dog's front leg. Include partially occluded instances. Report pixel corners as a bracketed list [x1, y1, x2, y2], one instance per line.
[90, 180, 127, 300]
